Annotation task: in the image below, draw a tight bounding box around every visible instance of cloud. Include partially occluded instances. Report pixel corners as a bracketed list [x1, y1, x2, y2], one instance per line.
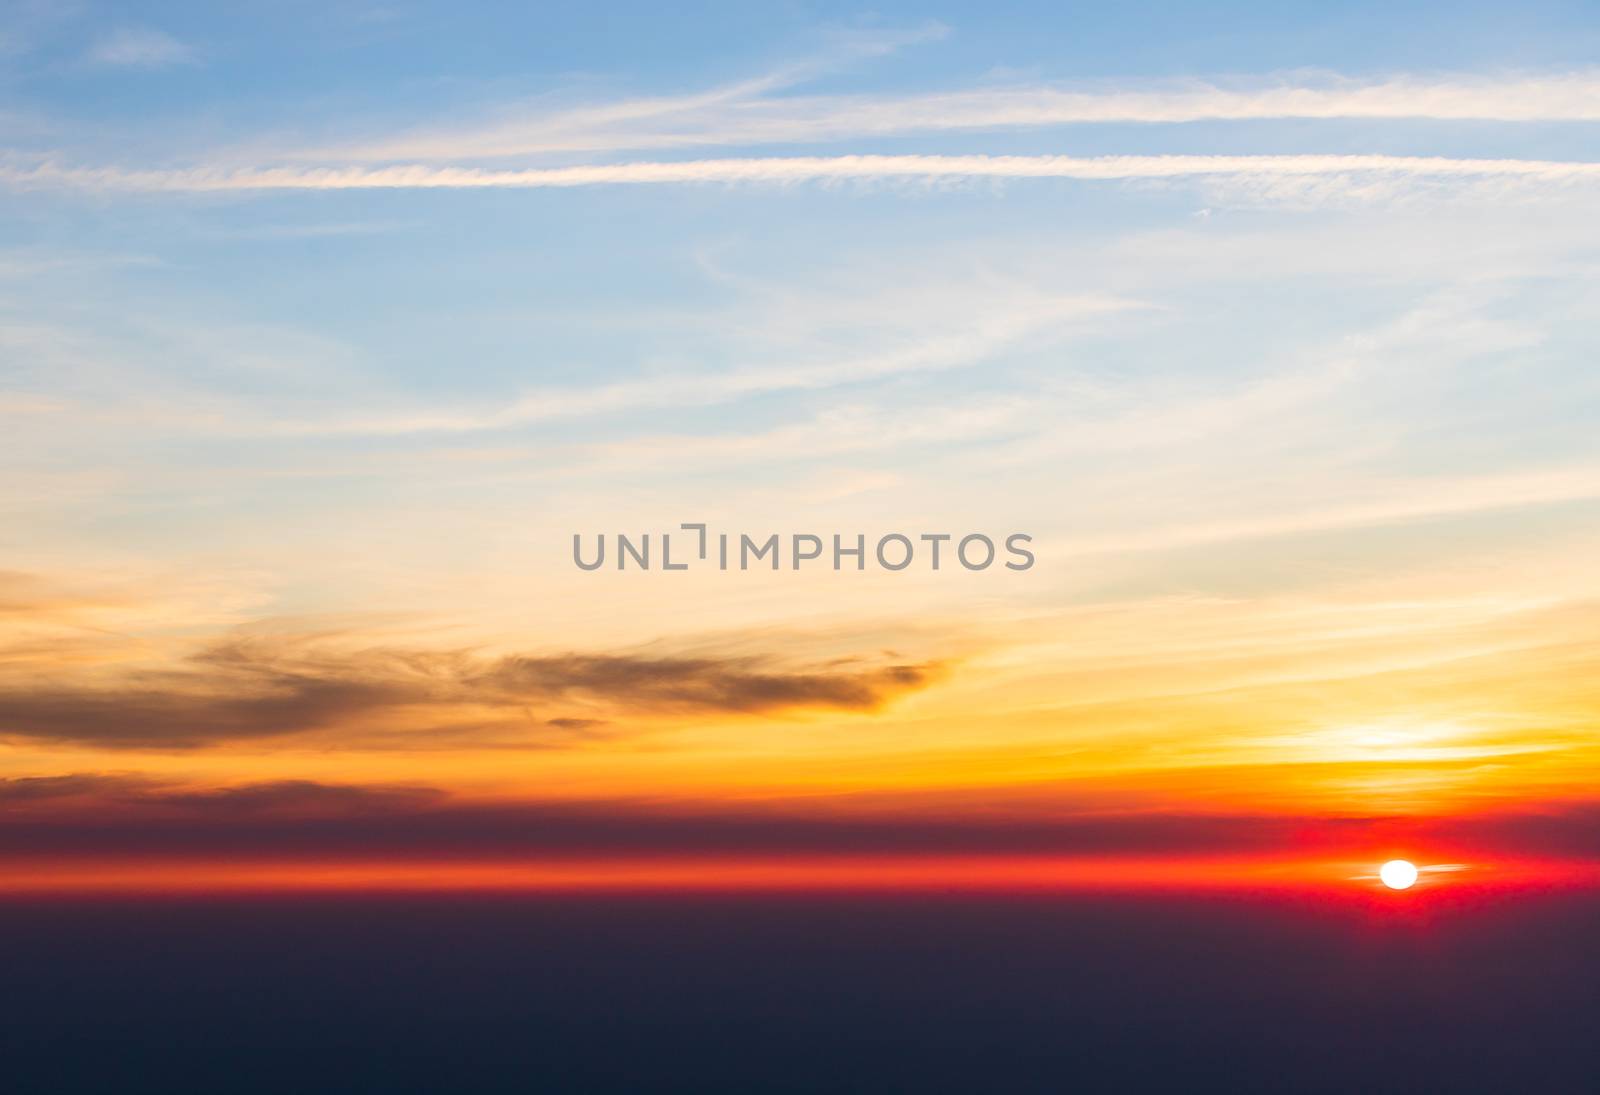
[0, 772, 157, 803]
[150, 778, 447, 815]
[84, 28, 194, 69]
[1050, 461, 1600, 558]
[0, 772, 440, 816]
[3, 797, 1324, 856]
[481, 654, 938, 715]
[7, 775, 1600, 863]
[0, 773, 442, 820]
[7, 154, 1598, 208]
[0, 772, 1445, 855]
[0, 568, 104, 615]
[304, 22, 950, 161]
[306, 69, 1600, 162]
[264, 287, 1134, 437]
[572, 397, 1031, 475]
[0, 631, 944, 748]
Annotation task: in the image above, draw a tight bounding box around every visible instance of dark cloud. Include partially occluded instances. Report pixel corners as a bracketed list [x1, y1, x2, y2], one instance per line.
[0, 774, 442, 817]
[0, 783, 1305, 856]
[1446, 801, 1600, 858]
[151, 779, 447, 816]
[476, 654, 938, 715]
[0, 773, 156, 803]
[544, 717, 607, 731]
[5, 773, 1600, 863]
[0, 678, 413, 749]
[0, 633, 942, 748]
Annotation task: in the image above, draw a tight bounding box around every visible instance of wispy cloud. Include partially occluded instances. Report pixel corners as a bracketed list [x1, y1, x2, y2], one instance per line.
[307, 69, 1600, 161]
[269, 287, 1136, 437]
[84, 27, 195, 69]
[1051, 462, 1600, 558]
[304, 22, 951, 158]
[9, 154, 1599, 202]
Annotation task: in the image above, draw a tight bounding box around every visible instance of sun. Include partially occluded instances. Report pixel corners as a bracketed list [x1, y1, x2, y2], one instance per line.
[1379, 860, 1419, 890]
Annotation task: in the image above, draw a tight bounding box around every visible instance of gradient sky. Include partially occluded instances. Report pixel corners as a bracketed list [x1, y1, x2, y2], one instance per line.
[4, 1, 1600, 890]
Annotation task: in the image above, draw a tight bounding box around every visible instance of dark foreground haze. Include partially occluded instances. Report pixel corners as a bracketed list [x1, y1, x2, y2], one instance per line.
[4, 887, 1597, 1093]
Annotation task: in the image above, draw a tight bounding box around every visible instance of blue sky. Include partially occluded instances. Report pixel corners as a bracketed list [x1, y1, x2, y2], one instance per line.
[3, 0, 1599, 636]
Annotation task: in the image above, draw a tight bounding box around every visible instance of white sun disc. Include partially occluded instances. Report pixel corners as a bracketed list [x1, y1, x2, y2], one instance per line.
[1379, 860, 1419, 890]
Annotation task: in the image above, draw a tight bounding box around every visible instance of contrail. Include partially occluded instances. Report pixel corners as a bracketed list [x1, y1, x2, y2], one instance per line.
[6, 152, 1600, 193]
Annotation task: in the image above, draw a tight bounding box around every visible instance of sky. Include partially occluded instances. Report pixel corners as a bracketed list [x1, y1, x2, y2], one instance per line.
[4, 0, 1600, 895]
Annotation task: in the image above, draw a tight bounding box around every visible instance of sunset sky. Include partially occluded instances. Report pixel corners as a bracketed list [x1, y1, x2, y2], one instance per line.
[4, 0, 1600, 895]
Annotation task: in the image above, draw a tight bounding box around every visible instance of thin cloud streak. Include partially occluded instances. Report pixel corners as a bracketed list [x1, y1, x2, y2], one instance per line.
[266, 291, 1135, 437]
[10, 153, 1600, 194]
[1053, 463, 1600, 558]
[318, 70, 1600, 161]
